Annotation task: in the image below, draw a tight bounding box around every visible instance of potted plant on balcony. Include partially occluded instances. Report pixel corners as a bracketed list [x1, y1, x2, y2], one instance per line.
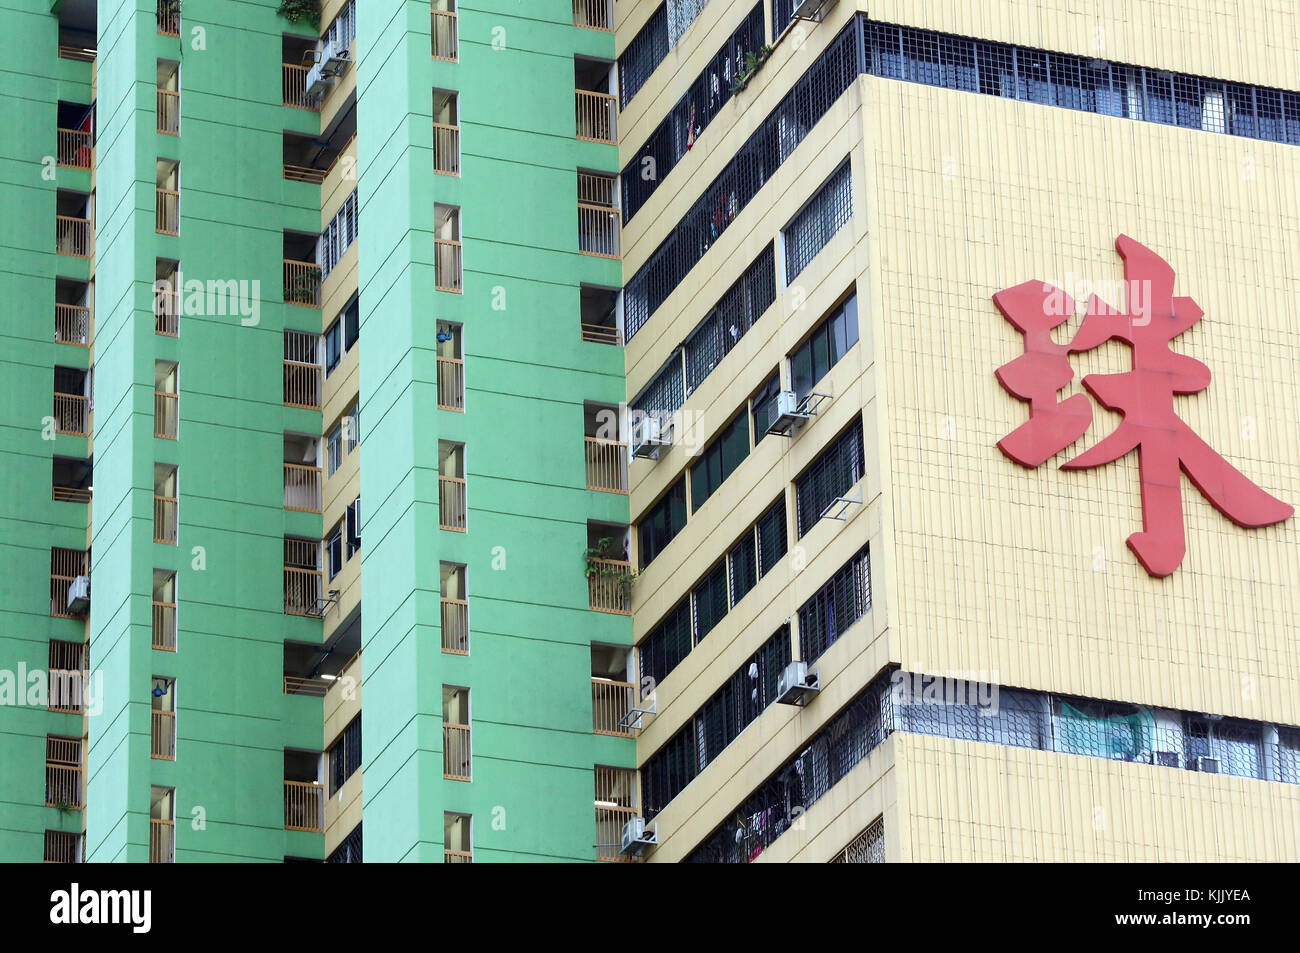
[584, 538, 638, 595]
[277, 0, 322, 29]
[730, 44, 774, 94]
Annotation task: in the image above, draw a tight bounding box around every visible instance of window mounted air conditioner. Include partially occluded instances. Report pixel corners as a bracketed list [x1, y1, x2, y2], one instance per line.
[1194, 756, 1220, 774]
[631, 414, 671, 460]
[775, 660, 819, 707]
[1153, 750, 1179, 768]
[66, 575, 91, 616]
[792, 0, 838, 24]
[767, 390, 810, 436]
[620, 817, 657, 857]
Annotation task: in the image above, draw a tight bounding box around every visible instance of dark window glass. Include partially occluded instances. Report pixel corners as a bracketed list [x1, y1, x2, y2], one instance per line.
[791, 294, 857, 399]
[326, 527, 343, 579]
[328, 824, 362, 863]
[797, 544, 871, 663]
[343, 297, 359, 349]
[324, 320, 341, 373]
[729, 534, 757, 606]
[638, 599, 692, 692]
[690, 413, 750, 511]
[692, 562, 728, 642]
[751, 372, 782, 440]
[639, 478, 688, 566]
[328, 715, 362, 795]
[795, 417, 865, 537]
[756, 497, 787, 576]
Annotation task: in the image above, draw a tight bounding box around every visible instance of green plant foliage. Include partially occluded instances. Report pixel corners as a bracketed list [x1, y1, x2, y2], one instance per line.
[278, 0, 322, 28]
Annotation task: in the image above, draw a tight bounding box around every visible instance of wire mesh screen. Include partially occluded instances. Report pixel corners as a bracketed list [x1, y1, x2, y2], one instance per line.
[619, 4, 669, 107]
[783, 159, 852, 280]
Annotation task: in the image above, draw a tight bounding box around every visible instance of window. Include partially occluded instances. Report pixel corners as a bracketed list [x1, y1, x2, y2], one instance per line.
[683, 244, 776, 396]
[326, 524, 343, 580]
[832, 817, 886, 864]
[783, 160, 853, 281]
[326, 422, 342, 476]
[617, 4, 668, 107]
[343, 296, 359, 349]
[324, 320, 341, 374]
[750, 371, 781, 441]
[638, 599, 692, 693]
[756, 497, 787, 575]
[790, 294, 858, 400]
[319, 190, 359, 279]
[328, 715, 361, 795]
[44, 830, 83, 863]
[690, 412, 749, 511]
[795, 416, 864, 537]
[797, 543, 871, 662]
[638, 477, 687, 567]
[346, 497, 361, 558]
[691, 562, 728, 642]
[728, 496, 786, 606]
[631, 357, 684, 431]
[728, 534, 757, 607]
[328, 823, 362, 863]
[346, 404, 360, 453]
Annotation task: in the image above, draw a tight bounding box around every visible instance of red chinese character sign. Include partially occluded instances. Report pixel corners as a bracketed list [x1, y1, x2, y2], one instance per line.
[993, 235, 1292, 578]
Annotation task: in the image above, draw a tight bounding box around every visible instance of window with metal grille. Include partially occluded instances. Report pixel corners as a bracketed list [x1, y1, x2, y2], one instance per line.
[637, 477, 688, 568]
[684, 244, 776, 396]
[797, 543, 870, 663]
[618, 4, 668, 107]
[642, 624, 790, 816]
[691, 561, 728, 642]
[771, 0, 795, 37]
[318, 190, 358, 279]
[790, 292, 858, 399]
[667, 0, 711, 46]
[729, 495, 786, 606]
[44, 830, 83, 863]
[690, 411, 750, 511]
[328, 823, 362, 862]
[832, 816, 885, 863]
[638, 598, 692, 694]
[783, 159, 852, 281]
[795, 416, 864, 537]
[624, 19, 860, 342]
[622, 4, 765, 222]
[631, 355, 684, 430]
[328, 715, 362, 795]
[756, 496, 786, 575]
[750, 370, 781, 442]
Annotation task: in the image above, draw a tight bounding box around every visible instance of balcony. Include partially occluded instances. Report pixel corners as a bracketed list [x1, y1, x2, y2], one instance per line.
[284, 463, 322, 513]
[52, 457, 92, 504]
[53, 393, 90, 437]
[154, 390, 178, 439]
[592, 677, 637, 736]
[155, 188, 179, 235]
[57, 128, 92, 169]
[434, 239, 462, 293]
[580, 283, 620, 345]
[441, 597, 468, 655]
[595, 766, 637, 862]
[284, 538, 322, 616]
[152, 600, 176, 651]
[55, 304, 90, 346]
[431, 7, 458, 62]
[45, 765, 83, 810]
[157, 0, 180, 37]
[284, 259, 322, 307]
[284, 675, 331, 697]
[585, 437, 628, 493]
[438, 477, 466, 532]
[50, 549, 87, 619]
[443, 724, 471, 780]
[578, 173, 619, 259]
[151, 710, 176, 760]
[575, 91, 617, 145]
[444, 849, 473, 863]
[573, 0, 611, 30]
[433, 121, 460, 176]
[282, 64, 319, 111]
[437, 356, 464, 411]
[157, 91, 180, 136]
[284, 780, 324, 832]
[153, 495, 177, 544]
[56, 215, 91, 258]
[588, 559, 633, 614]
[149, 819, 175, 863]
[58, 45, 96, 63]
[284, 330, 322, 409]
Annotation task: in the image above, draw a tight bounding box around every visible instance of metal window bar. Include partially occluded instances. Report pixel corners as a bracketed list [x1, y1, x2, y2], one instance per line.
[795, 416, 864, 537]
[784, 159, 852, 281]
[831, 816, 886, 863]
[796, 543, 870, 663]
[618, 4, 669, 108]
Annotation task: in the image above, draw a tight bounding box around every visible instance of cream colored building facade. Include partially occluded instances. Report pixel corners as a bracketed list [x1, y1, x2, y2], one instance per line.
[619, 0, 1300, 862]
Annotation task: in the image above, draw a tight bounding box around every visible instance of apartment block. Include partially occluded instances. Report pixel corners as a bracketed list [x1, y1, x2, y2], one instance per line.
[2, 0, 1297, 865]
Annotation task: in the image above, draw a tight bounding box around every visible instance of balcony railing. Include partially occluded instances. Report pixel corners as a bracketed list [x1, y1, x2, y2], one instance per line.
[157, 89, 180, 134]
[282, 64, 319, 111]
[596, 805, 637, 862]
[154, 391, 178, 439]
[284, 780, 324, 832]
[441, 597, 469, 655]
[284, 567, 322, 616]
[433, 122, 460, 175]
[44, 830, 82, 863]
[443, 724, 471, 780]
[578, 203, 620, 258]
[592, 677, 637, 736]
[154, 495, 178, 544]
[573, 0, 612, 30]
[444, 849, 473, 863]
[55, 304, 90, 346]
[156, 188, 179, 235]
[437, 356, 464, 410]
[45, 765, 83, 809]
[58, 45, 97, 63]
[284, 165, 328, 184]
[584, 437, 627, 493]
[581, 322, 620, 345]
[284, 676, 331, 697]
[53, 393, 90, 437]
[439, 476, 467, 532]
[150, 819, 175, 863]
[53, 486, 92, 504]
[435, 239, 462, 293]
[56, 215, 91, 258]
[431, 10, 458, 61]
[155, 289, 179, 336]
[48, 669, 84, 713]
[283, 360, 322, 410]
[157, 1, 181, 36]
[57, 129, 93, 169]
[588, 559, 633, 615]
[284, 463, 323, 513]
[575, 90, 617, 144]
[152, 601, 177, 651]
[284, 259, 322, 307]
[151, 710, 176, 760]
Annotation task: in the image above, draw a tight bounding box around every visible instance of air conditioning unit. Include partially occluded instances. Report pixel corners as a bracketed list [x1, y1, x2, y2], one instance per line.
[792, 0, 838, 23]
[766, 390, 811, 436]
[619, 817, 657, 857]
[1153, 750, 1179, 768]
[775, 660, 819, 707]
[321, 45, 353, 76]
[66, 575, 90, 616]
[1194, 756, 1220, 774]
[631, 414, 671, 460]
